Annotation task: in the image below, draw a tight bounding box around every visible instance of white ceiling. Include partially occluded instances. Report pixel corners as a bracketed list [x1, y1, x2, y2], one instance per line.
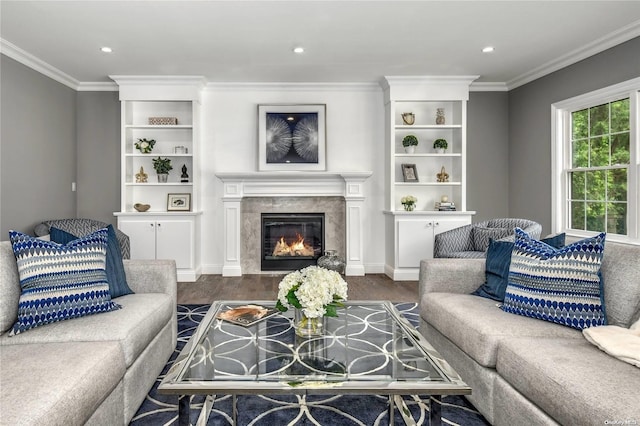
[2, 1, 640, 90]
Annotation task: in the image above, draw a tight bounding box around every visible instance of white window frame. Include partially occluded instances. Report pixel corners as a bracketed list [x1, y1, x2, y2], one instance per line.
[551, 77, 640, 245]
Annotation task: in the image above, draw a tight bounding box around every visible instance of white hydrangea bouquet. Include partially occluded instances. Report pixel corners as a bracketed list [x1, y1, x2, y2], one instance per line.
[276, 265, 348, 320]
[401, 195, 417, 211]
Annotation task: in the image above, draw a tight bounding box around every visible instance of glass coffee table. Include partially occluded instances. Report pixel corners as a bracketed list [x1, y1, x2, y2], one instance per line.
[159, 301, 470, 426]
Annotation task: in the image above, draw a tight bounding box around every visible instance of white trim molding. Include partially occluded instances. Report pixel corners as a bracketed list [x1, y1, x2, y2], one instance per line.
[1, 38, 80, 90]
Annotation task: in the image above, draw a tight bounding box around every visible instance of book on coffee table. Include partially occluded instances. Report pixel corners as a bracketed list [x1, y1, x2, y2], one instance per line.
[216, 304, 279, 326]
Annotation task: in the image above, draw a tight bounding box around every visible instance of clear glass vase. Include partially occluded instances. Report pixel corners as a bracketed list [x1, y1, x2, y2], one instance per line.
[294, 309, 324, 338]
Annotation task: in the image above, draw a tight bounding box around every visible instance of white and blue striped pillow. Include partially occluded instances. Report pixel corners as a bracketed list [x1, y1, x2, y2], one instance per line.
[502, 228, 606, 330]
[9, 228, 120, 335]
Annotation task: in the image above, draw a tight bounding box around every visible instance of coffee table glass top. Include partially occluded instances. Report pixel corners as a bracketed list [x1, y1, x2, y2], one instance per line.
[160, 301, 470, 395]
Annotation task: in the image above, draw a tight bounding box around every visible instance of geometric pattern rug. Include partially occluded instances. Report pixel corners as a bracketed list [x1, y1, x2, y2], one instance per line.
[130, 304, 489, 425]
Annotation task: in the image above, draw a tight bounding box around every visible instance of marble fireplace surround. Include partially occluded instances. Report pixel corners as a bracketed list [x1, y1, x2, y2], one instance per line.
[215, 172, 372, 276]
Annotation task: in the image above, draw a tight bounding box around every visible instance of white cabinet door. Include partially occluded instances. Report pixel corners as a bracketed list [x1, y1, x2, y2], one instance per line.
[156, 220, 194, 269]
[397, 219, 433, 268]
[397, 216, 471, 268]
[118, 220, 156, 260]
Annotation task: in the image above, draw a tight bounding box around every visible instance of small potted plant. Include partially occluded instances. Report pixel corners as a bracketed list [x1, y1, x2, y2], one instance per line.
[135, 138, 156, 154]
[152, 157, 172, 183]
[401, 195, 417, 211]
[402, 135, 418, 154]
[433, 138, 448, 154]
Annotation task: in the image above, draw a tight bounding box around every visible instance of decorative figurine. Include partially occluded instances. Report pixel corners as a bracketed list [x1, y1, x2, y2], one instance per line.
[436, 166, 449, 182]
[436, 108, 446, 125]
[135, 166, 148, 183]
[181, 164, 189, 183]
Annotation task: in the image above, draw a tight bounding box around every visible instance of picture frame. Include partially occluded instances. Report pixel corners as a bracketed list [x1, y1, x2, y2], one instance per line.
[401, 164, 419, 182]
[258, 104, 326, 171]
[167, 193, 191, 211]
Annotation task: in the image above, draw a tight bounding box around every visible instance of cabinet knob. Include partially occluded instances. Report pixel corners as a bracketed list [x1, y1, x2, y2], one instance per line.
[150, 223, 154, 227]
[157, 223, 161, 227]
[435, 222, 440, 226]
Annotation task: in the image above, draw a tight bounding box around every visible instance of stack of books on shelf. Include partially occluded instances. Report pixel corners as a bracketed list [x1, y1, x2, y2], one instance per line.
[435, 201, 457, 211]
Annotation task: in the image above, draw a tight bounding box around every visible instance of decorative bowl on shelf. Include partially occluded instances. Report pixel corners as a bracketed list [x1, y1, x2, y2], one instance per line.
[134, 203, 151, 212]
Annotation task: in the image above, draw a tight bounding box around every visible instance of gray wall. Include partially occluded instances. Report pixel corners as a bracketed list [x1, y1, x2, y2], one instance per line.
[76, 91, 121, 226]
[1, 55, 77, 237]
[509, 36, 640, 234]
[467, 91, 510, 222]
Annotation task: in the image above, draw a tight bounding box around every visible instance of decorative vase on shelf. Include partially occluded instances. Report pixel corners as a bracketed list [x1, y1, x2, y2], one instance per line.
[317, 250, 346, 274]
[435, 148, 445, 154]
[157, 173, 168, 183]
[436, 108, 446, 125]
[403, 203, 415, 211]
[401, 112, 415, 125]
[404, 146, 415, 154]
[294, 309, 325, 338]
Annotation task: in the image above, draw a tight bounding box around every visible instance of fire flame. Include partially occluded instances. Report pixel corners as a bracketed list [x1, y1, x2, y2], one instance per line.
[272, 233, 314, 257]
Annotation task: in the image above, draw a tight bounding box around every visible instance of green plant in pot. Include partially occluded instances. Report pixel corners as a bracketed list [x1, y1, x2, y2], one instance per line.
[402, 135, 419, 153]
[152, 157, 173, 183]
[433, 138, 448, 153]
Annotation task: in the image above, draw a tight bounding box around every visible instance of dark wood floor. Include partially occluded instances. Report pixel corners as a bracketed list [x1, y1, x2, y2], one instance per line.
[177, 274, 419, 305]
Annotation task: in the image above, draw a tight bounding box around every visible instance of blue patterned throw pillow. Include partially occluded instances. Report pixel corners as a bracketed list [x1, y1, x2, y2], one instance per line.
[50, 225, 134, 298]
[473, 233, 566, 302]
[502, 228, 606, 330]
[8, 228, 120, 335]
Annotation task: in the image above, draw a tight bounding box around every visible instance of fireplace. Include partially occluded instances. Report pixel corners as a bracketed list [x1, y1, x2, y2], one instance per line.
[261, 213, 324, 271]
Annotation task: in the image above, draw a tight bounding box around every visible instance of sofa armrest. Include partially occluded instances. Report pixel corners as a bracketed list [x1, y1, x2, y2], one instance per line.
[419, 258, 486, 296]
[123, 259, 177, 301]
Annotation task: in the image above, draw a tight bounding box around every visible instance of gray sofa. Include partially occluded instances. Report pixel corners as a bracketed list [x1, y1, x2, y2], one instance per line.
[419, 238, 640, 425]
[0, 241, 177, 425]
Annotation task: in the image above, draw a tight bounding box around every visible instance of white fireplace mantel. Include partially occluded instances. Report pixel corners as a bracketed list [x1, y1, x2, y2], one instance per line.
[216, 171, 372, 276]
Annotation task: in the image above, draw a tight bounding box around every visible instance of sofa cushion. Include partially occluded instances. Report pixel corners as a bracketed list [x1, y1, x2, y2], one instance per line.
[0, 242, 20, 335]
[421, 292, 581, 368]
[473, 233, 566, 302]
[8, 229, 120, 335]
[0, 293, 172, 367]
[497, 337, 640, 425]
[0, 341, 125, 425]
[472, 226, 512, 251]
[597, 240, 640, 328]
[50, 225, 134, 298]
[502, 228, 606, 330]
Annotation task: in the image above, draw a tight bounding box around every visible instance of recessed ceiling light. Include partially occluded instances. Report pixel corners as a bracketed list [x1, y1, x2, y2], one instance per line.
[293, 47, 304, 54]
[100, 47, 113, 53]
[482, 46, 494, 53]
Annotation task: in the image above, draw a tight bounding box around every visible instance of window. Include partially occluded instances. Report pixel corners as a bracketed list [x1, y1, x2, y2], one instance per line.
[552, 78, 639, 244]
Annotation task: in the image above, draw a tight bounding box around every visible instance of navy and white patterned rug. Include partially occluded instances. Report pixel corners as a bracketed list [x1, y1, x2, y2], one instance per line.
[130, 304, 489, 425]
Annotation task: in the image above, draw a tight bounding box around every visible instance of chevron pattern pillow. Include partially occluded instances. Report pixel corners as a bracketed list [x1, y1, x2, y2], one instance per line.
[8, 228, 120, 335]
[502, 228, 606, 330]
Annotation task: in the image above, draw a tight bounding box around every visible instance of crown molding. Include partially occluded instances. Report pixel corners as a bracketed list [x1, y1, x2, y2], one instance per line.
[470, 82, 508, 92]
[1, 38, 80, 90]
[205, 81, 380, 92]
[507, 19, 640, 90]
[77, 82, 118, 91]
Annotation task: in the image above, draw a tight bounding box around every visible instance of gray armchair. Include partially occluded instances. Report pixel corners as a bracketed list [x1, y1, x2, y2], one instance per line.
[34, 218, 130, 259]
[433, 218, 542, 258]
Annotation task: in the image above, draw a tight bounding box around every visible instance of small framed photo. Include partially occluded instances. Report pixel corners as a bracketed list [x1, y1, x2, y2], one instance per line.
[258, 104, 326, 171]
[401, 164, 419, 182]
[167, 193, 191, 211]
